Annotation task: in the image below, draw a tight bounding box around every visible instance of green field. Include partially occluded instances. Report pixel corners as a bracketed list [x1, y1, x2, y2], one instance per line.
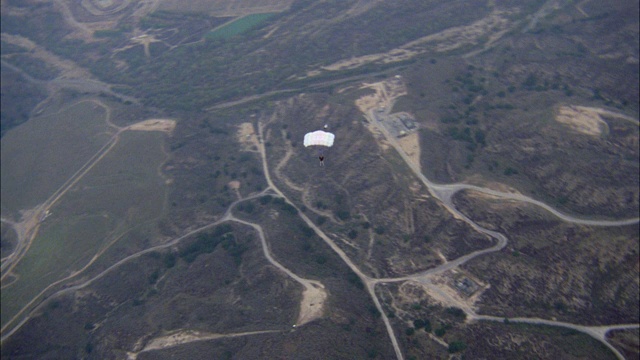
[0, 100, 115, 217]
[0, 215, 112, 326]
[206, 13, 275, 40]
[1, 105, 169, 329]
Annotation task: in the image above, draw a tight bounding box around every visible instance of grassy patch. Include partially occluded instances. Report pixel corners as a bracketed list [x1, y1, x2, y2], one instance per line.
[1, 215, 111, 326]
[1, 119, 169, 328]
[1, 100, 115, 216]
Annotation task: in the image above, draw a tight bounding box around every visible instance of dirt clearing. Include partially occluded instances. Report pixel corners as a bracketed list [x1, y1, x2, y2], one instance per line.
[555, 105, 609, 136]
[237, 122, 260, 152]
[397, 132, 421, 169]
[296, 281, 327, 326]
[127, 119, 176, 133]
[128, 329, 282, 359]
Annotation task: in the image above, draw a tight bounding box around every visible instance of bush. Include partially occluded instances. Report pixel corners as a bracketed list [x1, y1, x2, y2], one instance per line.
[238, 202, 255, 213]
[448, 341, 467, 353]
[259, 195, 273, 205]
[346, 272, 364, 290]
[348, 229, 358, 239]
[503, 167, 518, 176]
[300, 224, 315, 238]
[281, 202, 298, 215]
[424, 319, 432, 332]
[222, 236, 248, 265]
[163, 253, 176, 268]
[336, 209, 350, 221]
[446, 307, 467, 320]
[148, 270, 160, 284]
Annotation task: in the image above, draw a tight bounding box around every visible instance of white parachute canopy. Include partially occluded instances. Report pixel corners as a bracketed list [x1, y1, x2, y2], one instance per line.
[303, 130, 335, 147]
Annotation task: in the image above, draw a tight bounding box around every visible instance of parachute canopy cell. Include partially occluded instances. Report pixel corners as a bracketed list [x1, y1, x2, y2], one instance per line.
[303, 130, 335, 147]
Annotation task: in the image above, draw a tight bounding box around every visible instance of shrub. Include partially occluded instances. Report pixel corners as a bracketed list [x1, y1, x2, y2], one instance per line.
[259, 195, 273, 205]
[503, 167, 518, 176]
[446, 307, 466, 320]
[336, 209, 350, 221]
[163, 253, 176, 268]
[448, 341, 467, 353]
[424, 319, 432, 332]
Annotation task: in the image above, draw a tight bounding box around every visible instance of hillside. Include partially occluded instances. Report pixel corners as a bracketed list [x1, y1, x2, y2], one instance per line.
[1, 1, 638, 359]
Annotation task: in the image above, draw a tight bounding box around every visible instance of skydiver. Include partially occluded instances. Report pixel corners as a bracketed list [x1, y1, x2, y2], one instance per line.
[319, 155, 325, 166]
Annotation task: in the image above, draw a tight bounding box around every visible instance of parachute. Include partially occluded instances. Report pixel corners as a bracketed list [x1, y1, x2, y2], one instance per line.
[303, 130, 335, 147]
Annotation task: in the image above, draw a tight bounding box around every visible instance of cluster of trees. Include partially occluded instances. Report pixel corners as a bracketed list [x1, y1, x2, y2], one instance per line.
[404, 307, 468, 353]
[178, 224, 234, 263]
[3, 54, 60, 80]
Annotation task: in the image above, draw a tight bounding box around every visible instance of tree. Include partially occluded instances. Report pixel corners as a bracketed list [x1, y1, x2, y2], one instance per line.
[423, 319, 432, 332]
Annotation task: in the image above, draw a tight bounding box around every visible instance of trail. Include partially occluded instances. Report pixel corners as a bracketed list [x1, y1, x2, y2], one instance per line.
[357, 79, 638, 359]
[1, 130, 121, 281]
[229, 217, 326, 326]
[254, 121, 406, 360]
[1, 100, 170, 337]
[3, 109, 637, 359]
[363, 100, 638, 227]
[473, 315, 639, 360]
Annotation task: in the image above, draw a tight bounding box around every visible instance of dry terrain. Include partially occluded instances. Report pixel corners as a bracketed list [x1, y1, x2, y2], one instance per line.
[1, 0, 638, 359]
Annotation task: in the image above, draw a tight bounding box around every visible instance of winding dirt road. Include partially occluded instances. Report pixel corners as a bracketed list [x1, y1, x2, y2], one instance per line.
[2, 93, 637, 359]
[359, 86, 639, 360]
